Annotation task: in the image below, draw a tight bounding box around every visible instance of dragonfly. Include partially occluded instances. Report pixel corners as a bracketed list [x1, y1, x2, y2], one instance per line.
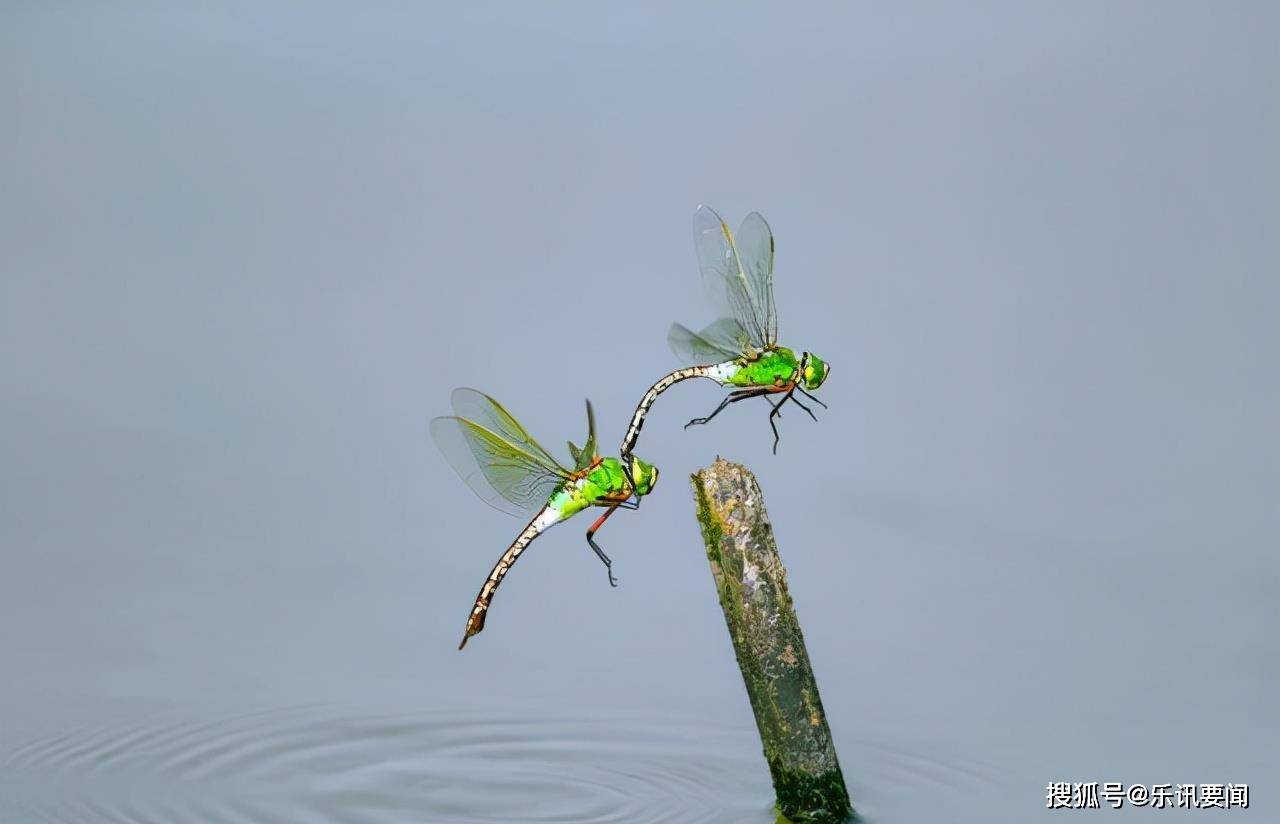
[431, 388, 660, 650]
[619, 205, 831, 476]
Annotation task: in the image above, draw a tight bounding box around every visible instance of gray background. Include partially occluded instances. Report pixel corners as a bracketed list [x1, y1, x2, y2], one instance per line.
[2, 3, 1276, 822]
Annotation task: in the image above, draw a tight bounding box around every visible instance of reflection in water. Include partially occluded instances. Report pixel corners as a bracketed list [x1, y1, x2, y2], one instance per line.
[1, 706, 1002, 823]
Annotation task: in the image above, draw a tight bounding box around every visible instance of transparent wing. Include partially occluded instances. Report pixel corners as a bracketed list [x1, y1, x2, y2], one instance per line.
[430, 415, 570, 518]
[734, 212, 778, 347]
[566, 399, 599, 471]
[692, 205, 770, 350]
[579, 398, 598, 469]
[668, 317, 753, 362]
[583, 399, 597, 455]
[449, 388, 570, 475]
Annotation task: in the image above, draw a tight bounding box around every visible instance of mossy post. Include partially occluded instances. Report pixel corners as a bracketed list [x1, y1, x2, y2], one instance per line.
[691, 458, 854, 824]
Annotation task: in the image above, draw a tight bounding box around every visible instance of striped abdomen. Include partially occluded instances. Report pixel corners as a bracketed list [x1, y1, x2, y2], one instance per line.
[458, 506, 562, 649]
[619, 362, 737, 457]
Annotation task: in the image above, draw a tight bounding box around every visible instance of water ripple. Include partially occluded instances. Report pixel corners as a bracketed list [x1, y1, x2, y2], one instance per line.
[1, 706, 1005, 823]
[2, 707, 777, 823]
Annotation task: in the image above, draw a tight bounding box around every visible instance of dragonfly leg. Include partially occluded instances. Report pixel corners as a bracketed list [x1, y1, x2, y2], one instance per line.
[685, 388, 770, 430]
[684, 395, 733, 429]
[796, 386, 828, 409]
[787, 392, 820, 422]
[621, 455, 641, 508]
[586, 504, 623, 587]
[768, 386, 798, 454]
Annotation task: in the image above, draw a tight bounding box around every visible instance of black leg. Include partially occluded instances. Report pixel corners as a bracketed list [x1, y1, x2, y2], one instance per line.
[787, 393, 819, 422]
[586, 534, 617, 587]
[684, 395, 734, 429]
[767, 387, 797, 454]
[796, 387, 828, 409]
[586, 505, 622, 587]
[621, 455, 641, 509]
[685, 388, 770, 429]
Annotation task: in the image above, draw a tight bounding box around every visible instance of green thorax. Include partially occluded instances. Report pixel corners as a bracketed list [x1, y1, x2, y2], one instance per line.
[548, 458, 629, 519]
[726, 346, 800, 388]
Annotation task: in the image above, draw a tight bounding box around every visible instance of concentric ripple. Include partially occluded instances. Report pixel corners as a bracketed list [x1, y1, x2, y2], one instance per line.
[0, 706, 1005, 823]
[1, 706, 778, 823]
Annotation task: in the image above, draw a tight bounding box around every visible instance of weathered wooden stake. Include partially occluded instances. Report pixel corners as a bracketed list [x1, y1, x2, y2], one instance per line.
[690, 458, 854, 824]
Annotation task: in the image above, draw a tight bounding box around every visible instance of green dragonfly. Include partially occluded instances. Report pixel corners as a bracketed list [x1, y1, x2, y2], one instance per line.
[620, 205, 831, 470]
[431, 388, 660, 650]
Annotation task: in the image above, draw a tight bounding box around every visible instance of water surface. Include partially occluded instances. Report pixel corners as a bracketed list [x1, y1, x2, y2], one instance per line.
[1, 704, 1010, 822]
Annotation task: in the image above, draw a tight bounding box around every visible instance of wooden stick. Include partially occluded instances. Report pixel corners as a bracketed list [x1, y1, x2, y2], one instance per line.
[690, 458, 854, 823]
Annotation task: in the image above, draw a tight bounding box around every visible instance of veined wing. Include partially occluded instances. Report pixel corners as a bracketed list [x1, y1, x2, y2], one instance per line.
[692, 205, 775, 351]
[733, 212, 778, 346]
[431, 416, 570, 517]
[581, 399, 598, 464]
[449, 388, 570, 475]
[431, 389, 572, 517]
[567, 398, 598, 471]
[668, 317, 753, 362]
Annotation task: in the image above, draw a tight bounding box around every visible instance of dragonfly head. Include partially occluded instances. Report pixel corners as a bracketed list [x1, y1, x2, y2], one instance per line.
[800, 352, 830, 391]
[629, 457, 660, 497]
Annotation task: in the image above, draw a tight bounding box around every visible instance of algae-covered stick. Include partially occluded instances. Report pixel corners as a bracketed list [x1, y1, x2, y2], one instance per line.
[690, 458, 853, 823]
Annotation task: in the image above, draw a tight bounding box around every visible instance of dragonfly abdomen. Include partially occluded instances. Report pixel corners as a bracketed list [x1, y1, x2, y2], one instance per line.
[458, 505, 562, 649]
[619, 361, 739, 456]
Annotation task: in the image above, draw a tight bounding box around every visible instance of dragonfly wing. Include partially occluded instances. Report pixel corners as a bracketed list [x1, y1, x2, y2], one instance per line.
[667, 318, 752, 362]
[431, 415, 569, 517]
[449, 388, 571, 475]
[701, 316, 755, 355]
[692, 205, 770, 350]
[579, 399, 598, 469]
[734, 212, 778, 347]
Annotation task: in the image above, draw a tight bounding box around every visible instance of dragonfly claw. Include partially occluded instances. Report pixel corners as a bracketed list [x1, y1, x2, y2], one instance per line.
[587, 527, 619, 587]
